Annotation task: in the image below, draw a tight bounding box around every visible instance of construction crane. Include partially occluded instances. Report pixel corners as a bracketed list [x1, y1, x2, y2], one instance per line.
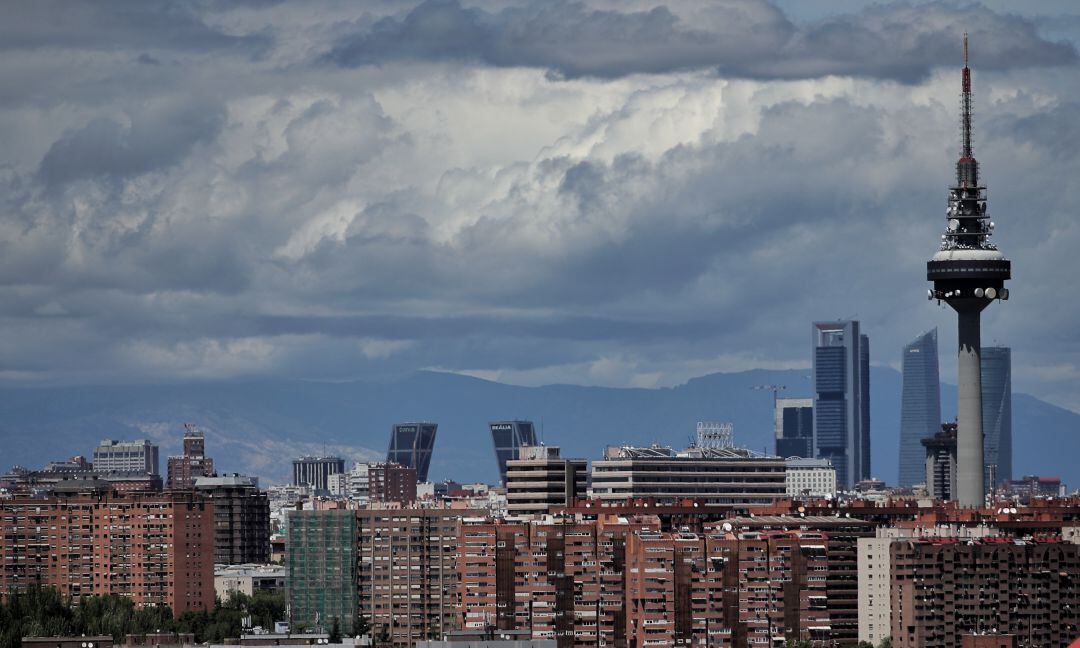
[750, 384, 787, 408]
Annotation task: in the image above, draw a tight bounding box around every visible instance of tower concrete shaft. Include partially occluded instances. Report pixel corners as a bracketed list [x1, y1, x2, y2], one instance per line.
[956, 307, 985, 505]
[926, 34, 1010, 507]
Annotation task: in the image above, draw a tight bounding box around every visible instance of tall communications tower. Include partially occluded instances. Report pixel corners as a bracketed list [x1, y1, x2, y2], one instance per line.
[927, 34, 1011, 507]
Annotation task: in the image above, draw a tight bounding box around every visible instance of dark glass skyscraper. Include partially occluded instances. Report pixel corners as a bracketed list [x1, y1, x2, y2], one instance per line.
[812, 321, 870, 489]
[387, 422, 438, 482]
[898, 329, 942, 488]
[489, 420, 538, 486]
[774, 398, 813, 458]
[982, 346, 1012, 488]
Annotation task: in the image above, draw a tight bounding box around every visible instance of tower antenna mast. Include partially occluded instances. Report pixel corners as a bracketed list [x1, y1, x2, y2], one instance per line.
[926, 34, 1011, 507]
[961, 32, 973, 161]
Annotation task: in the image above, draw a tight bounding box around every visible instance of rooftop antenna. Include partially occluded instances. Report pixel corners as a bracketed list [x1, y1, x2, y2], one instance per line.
[962, 32, 972, 161]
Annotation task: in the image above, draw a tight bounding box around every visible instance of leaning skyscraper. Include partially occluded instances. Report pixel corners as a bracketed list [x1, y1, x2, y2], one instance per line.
[489, 420, 538, 486]
[898, 329, 942, 488]
[812, 321, 870, 489]
[387, 422, 438, 482]
[982, 346, 1012, 489]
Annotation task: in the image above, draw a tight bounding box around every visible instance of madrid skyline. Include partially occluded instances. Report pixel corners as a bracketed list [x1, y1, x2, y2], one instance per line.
[1, 0, 1079, 414]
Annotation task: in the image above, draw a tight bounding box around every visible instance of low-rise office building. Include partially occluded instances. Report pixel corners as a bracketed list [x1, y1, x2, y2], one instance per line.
[591, 444, 786, 506]
[785, 457, 837, 498]
[215, 563, 287, 600]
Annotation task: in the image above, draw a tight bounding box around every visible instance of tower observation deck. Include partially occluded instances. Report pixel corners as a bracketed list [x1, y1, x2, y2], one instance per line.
[926, 34, 1011, 507]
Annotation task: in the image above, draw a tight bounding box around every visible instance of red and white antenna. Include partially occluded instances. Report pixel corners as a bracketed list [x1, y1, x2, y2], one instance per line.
[957, 32, 978, 188]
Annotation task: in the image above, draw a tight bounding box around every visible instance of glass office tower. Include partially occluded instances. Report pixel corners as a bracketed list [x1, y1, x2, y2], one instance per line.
[898, 329, 942, 488]
[775, 398, 814, 458]
[387, 422, 438, 482]
[490, 420, 538, 486]
[982, 346, 1012, 489]
[812, 321, 870, 489]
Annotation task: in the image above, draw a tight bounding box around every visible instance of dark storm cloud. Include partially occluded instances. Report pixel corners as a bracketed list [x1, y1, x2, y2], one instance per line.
[0, 1, 271, 54]
[38, 100, 226, 187]
[1002, 102, 1080, 160]
[324, 0, 791, 78]
[323, 0, 1076, 81]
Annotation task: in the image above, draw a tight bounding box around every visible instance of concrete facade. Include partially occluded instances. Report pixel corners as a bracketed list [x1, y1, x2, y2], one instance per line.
[504, 446, 587, 516]
[591, 445, 786, 507]
[785, 457, 837, 498]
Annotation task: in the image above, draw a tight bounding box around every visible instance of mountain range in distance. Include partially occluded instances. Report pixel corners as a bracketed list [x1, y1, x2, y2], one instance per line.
[0, 367, 1076, 489]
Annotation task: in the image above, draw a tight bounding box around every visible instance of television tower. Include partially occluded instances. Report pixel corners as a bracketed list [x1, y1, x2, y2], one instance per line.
[927, 34, 1011, 507]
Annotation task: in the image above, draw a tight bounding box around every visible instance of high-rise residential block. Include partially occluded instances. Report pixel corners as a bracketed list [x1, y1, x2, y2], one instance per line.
[366, 461, 417, 504]
[812, 321, 870, 489]
[981, 346, 1012, 488]
[858, 525, 1000, 645]
[899, 329, 941, 487]
[287, 509, 357, 633]
[167, 425, 215, 490]
[724, 515, 875, 642]
[92, 439, 160, 475]
[291, 456, 345, 492]
[0, 491, 214, 615]
[357, 508, 474, 645]
[624, 527, 835, 647]
[775, 398, 814, 458]
[194, 474, 270, 565]
[890, 538, 1080, 647]
[458, 516, 659, 647]
[387, 422, 438, 482]
[286, 507, 479, 644]
[504, 445, 586, 516]
[489, 420, 538, 486]
[922, 423, 958, 500]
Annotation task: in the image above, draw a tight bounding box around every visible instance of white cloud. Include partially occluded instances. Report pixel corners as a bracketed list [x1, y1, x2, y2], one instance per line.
[0, 1, 1078, 414]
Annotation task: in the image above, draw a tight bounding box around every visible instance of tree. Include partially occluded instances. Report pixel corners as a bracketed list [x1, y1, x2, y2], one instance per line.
[2, 586, 287, 647]
[329, 617, 342, 644]
[354, 614, 372, 638]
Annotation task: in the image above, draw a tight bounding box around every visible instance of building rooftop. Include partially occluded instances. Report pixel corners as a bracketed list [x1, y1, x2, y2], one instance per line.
[195, 474, 259, 488]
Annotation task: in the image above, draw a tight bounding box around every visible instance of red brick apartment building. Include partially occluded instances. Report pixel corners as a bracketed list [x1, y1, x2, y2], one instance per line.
[0, 490, 214, 615]
[624, 528, 834, 647]
[458, 515, 660, 647]
[890, 537, 1080, 648]
[456, 514, 868, 648]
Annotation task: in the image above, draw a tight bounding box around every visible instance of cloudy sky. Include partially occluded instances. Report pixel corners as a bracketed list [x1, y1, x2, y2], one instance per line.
[2, 0, 1080, 411]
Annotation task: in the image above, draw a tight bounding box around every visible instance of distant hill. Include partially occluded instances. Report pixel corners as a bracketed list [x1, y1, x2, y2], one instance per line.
[0, 368, 1076, 487]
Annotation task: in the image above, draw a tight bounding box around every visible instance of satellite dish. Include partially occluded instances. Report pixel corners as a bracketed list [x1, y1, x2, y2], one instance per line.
[721, 522, 733, 532]
[948, 219, 959, 232]
[985, 287, 997, 299]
